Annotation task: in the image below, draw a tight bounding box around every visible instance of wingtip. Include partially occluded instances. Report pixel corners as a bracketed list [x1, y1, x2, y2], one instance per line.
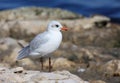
[16, 56, 20, 61]
[16, 55, 23, 60]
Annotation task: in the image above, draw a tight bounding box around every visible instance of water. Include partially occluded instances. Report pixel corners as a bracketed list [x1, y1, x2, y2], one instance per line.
[0, 0, 120, 22]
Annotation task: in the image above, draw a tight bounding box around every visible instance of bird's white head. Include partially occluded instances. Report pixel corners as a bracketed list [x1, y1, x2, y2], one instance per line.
[47, 21, 68, 31]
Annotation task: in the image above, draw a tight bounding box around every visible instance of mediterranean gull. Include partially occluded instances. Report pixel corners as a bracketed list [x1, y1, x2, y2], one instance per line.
[17, 21, 68, 72]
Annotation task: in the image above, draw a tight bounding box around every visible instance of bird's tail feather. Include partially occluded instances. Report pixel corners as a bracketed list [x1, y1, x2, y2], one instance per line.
[17, 45, 30, 60]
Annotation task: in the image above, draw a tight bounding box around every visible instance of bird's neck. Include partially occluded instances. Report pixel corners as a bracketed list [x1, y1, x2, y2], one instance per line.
[47, 29, 61, 33]
[47, 30, 62, 37]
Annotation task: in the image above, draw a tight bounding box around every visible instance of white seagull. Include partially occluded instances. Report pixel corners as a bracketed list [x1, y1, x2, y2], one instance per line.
[17, 21, 68, 71]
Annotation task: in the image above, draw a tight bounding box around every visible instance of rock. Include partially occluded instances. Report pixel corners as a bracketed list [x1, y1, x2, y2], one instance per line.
[58, 45, 116, 63]
[0, 67, 24, 83]
[0, 7, 120, 83]
[69, 24, 120, 47]
[0, 66, 88, 83]
[76, 15, 110, 29]
[0, 7, 83, 21]
[0, 37, 19, 47]
[44, 57, 76, 71]
[91, 15, 110, 22]
[9, 20, 47, 41]
[16, 58, 37, 70]
[0, 37, 22, 66]
[0, 37, 19, 56]
[7, 21, 120, 48]
[0, 67, 8, 71]
[17, 39, 28, 47]
[3, 48, 20, 63]
[0, 17, 119, 47]
[0, 38, 37, 69]
[101, 60, 120, 77]
[91, 15, 111, 28]
[0, 63, 10, 68]
[2, 20, 84, 41]
[0, 7, 119, 48]
[12, 67, 24, 73]
[89, 80, 106, 83]
[0, 20, 10, 38]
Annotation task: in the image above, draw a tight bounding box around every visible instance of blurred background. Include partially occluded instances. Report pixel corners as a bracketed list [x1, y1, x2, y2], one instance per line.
[0, 0, 120, 22]
[0, 0, 120, 83]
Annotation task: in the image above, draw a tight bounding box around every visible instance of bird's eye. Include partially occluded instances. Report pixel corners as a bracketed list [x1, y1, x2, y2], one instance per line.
[55, 25, 59, 27]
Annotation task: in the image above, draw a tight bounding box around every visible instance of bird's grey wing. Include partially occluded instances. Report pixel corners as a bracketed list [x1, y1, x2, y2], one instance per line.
[17, 32, 49, 60]
[29, 32, 49, 51]
[17, 45, 30, 60]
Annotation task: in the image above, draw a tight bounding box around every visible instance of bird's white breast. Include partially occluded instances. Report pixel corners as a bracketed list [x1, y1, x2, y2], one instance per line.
[37, 30, 62, 56]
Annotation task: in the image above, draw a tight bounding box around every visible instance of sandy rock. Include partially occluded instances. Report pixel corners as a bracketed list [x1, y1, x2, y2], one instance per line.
[0, 63, 10, 68]
[58, 45, 116, 63]
[44, 57, 76, 71]
[10, 20, 118, 48]
[0, 7, 119, 48]
[0, 38, 37, 69]
[0, 20, 10, 38]
[0, 67, 24, 83]
[90, 80, 106, 83]
[16, 58, 37, 70]
[9, 20, 47, 41]
[77, 15, 110, 29]
[0, 18, 119, 48]
[0, 67, 8, 71]
[0, 7, 119, 83]
[92, 15, 110, 22]
[0, 37, 22, 65]
[12, 67, 24, 73]
[0, 47, 23, 68]
[0, 66, 88, 83]
[102, 60, 120, 76]
[0, 37, 19, 56]
[17, 39, 28, 47]
[0, 7, 82, 21]
[0, 37, 19, 47]
[6, 20, 84, 41]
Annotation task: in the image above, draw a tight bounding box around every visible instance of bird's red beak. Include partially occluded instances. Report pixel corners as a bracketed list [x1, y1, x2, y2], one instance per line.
[61, 27, 68, 31]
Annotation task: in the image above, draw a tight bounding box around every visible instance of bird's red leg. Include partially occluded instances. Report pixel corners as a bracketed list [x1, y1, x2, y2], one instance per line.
[49, 57, 52, 72]
[40, 57, 43, 71]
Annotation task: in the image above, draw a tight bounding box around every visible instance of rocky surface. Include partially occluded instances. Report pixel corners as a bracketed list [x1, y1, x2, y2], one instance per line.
[0, 67, 88, 83]
[89, 80, 106, 83]
[0, 7, 120, 83]
[0, 19, 119, 47]
[102, 60, 120, 77]
[0, 7, 83, 21]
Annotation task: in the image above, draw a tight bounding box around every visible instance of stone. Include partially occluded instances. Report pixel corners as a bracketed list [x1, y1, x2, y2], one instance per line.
[75, 15, 110, 29]
[0, 38, 37, 69]
[44, 58, 76, 71]
[0, 7, 83, 21]
[0, 37, 21, 64]
[91, 15, 111, 28]
[0, 66, 88, 83]
[102, 60, 120, 77]
[0, 17, 119, 48]
[9, 20, 47, 41]
[0, 37, 19, 47]
[12, 67, 24, 73]
[0, 20, 10, 38]
[17, 58, 37, 70]
[7, 48, 20, 62]
[0, 67, 8, 71]
[0, 7, 120, 83]
[89, 80, 106, 83]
